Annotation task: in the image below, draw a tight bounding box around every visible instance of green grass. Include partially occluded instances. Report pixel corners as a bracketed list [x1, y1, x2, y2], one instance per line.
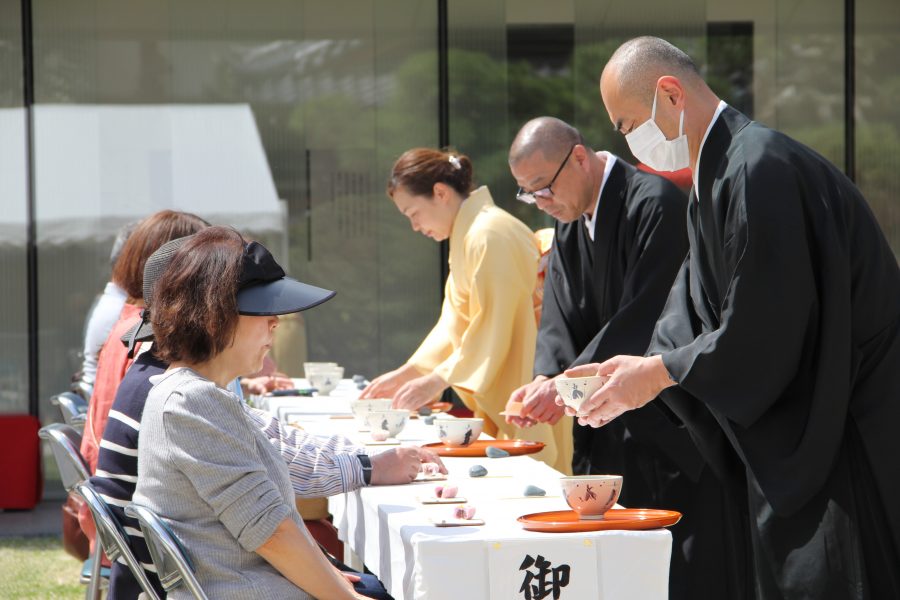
[0, 537, 83, 599]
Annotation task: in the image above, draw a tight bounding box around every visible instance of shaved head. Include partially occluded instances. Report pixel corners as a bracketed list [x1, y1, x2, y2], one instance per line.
[602, 36, 701, 105]
[509, 117, 586, 166]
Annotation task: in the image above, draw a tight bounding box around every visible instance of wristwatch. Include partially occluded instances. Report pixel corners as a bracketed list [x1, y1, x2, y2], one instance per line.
[357, 454, 373, 485]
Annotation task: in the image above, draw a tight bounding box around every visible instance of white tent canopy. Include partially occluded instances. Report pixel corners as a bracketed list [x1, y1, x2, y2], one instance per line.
[0, 104, 283, 245]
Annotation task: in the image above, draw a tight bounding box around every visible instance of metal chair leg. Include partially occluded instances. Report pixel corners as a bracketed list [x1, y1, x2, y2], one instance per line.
[86, 542, 103, 600]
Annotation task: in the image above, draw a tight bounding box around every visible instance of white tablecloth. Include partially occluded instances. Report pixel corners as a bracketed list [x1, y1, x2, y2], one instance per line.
[262, 381, 672, 600]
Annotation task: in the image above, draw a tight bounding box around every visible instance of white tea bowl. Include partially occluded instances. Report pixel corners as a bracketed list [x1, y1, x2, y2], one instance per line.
[364, 409, 409, 439]
[350, 399, 393, 425]
[560, 475, 623, 519]
[436, 418, 483, 447]
[554, 375, 607, 413]
[304, 362, 342, 376]
[307, 369, 343, 395]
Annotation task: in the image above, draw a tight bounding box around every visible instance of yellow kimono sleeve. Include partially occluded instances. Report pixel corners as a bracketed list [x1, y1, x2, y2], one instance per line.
[431, 235, 530, 396]
[406, 291, 455, 375]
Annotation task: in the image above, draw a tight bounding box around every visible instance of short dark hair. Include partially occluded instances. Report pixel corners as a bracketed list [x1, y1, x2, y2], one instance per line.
[387, 147, 474, 198]
[111, 210, 210, 299]
[151, 227, 245, 365]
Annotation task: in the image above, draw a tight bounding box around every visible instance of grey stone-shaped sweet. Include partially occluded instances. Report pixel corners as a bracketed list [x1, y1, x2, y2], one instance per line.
[485, 446, 510, 458]
[423, 416, 435, 425]
[352, 374, 366, 383]
[418, 406, 433, 416]
[469, 464, 488, 478]
[356, 382, 367, 390]
[523, 485, 546, 497]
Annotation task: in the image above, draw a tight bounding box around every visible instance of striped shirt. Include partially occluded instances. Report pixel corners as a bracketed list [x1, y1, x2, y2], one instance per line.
[92, 351, 366, 598]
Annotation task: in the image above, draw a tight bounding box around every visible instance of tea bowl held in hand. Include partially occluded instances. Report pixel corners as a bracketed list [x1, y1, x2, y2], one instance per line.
[560, 475, 623, 520]
[364, 409, 409, 439]
[436, 418, 483, 447]
[554, 375, 607, 413]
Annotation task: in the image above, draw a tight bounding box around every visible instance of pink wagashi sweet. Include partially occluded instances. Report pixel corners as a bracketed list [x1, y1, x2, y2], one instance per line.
[453, 505, 477, 520]
[421, 462, 441, 476]
[434, 485, 458, 499]
[370, 431, 389, 442]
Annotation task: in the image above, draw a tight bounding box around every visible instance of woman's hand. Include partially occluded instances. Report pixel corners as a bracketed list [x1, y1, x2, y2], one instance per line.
[256, 517, 368, 599]
[392, 373, 448, 411]
[241, 374, 293, 396]
[359, 364, 421, 399]
[341, 572, 361, 583]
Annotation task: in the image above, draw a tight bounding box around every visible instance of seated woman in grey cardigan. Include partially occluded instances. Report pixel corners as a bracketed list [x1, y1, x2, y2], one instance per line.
[133, 226, 373, 599]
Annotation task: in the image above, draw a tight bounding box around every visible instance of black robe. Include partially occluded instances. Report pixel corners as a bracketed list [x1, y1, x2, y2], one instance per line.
[535, 157, 746, 600]
[650, 106, 900, 599]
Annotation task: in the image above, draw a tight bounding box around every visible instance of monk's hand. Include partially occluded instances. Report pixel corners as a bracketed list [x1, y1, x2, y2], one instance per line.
[392, 373, 448, 411]
[554, 363, 600, 409]
[359, 364, 419, 399]
[565, 355, 675, 428]
[505, 380, 538, 427]
[519, 376, 565, 425]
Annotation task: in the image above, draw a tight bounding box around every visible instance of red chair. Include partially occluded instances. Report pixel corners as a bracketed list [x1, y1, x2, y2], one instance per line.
[305, 518, 343, 560]
[0, 414, 42, 509]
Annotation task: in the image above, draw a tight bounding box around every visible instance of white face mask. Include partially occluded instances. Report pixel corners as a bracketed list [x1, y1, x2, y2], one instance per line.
[625, 87, 689, 172]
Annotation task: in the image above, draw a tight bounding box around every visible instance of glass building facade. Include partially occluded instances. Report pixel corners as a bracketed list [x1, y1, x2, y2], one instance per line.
[1, 0, 897, 495]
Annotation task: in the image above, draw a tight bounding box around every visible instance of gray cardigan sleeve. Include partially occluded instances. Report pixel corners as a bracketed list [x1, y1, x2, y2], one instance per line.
[162, 380, 291, 552]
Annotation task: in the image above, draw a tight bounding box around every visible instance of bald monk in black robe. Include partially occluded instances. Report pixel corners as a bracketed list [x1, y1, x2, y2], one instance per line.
[567, 36, 900, 598]
[506, 117, 744, 600]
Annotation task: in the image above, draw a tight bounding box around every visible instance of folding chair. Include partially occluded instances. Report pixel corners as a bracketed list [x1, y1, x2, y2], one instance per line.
[125, 503, 209, 600]
[71, 379, 93, 403]
[37, 424, 105, 600]
[74, 482, 161, 600]
[38, 423, 88, 491]
[51, 391, 88, 432]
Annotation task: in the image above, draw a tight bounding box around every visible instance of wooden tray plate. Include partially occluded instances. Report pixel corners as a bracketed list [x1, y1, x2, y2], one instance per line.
[517, 508, 682, 533]
[421, 439, 545, 458]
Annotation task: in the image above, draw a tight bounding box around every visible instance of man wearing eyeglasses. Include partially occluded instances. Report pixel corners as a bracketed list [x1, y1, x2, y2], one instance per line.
[505, 117, 741, 600]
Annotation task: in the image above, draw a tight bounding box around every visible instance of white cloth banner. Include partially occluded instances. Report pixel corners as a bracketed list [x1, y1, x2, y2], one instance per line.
[263, 381, 673, 600]
[488, 537, 597, 600]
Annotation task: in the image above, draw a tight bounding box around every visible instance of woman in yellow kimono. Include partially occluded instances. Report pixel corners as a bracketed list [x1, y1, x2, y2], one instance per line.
[361, 148, 572, 473]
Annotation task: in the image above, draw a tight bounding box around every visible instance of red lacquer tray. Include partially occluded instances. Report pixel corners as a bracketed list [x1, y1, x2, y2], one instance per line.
[422, 439, 545, 457]
[517, 508, 682, 533]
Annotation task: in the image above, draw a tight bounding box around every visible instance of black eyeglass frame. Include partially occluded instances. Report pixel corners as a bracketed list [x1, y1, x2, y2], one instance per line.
[515, 144, 577, 204]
